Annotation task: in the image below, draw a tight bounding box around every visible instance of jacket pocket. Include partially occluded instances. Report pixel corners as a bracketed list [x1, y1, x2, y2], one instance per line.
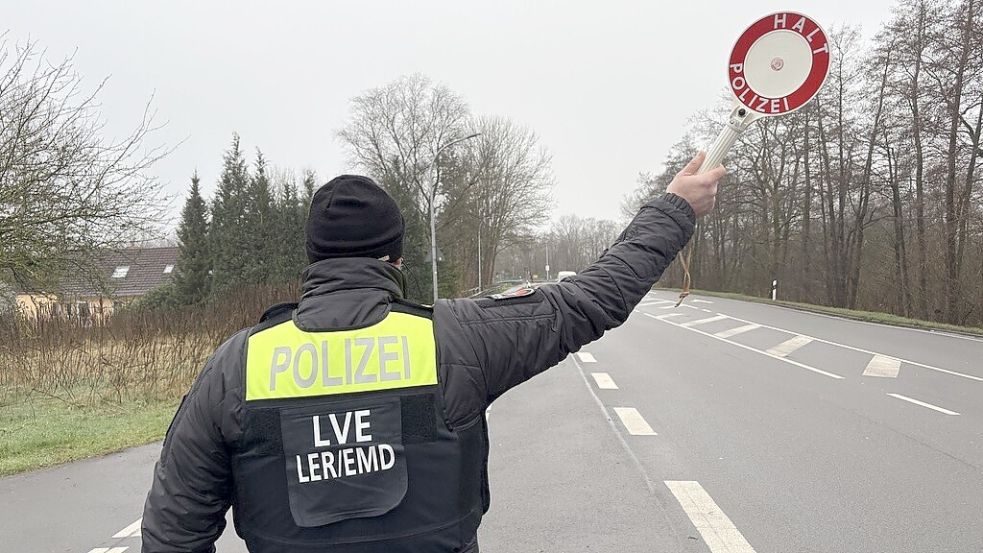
[279, 396, 408, 527]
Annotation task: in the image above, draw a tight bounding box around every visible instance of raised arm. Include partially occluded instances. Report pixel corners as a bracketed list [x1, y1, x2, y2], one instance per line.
[436, 153, 724, 405]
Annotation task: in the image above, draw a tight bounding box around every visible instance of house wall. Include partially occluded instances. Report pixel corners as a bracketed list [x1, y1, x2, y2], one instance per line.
[16, 294, 115, 322]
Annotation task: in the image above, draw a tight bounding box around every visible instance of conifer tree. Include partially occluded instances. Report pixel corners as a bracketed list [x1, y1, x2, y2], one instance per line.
[173, 172, 211, 303]
[301, 169, 316, 209]
[272, 177, 306, 282]
[242, 149, 274, 284]
[209, 134, 250, 292]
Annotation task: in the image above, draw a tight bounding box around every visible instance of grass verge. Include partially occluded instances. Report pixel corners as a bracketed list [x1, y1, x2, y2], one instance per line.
[0, 396, 178, 477]
[656, 287, 983, 337]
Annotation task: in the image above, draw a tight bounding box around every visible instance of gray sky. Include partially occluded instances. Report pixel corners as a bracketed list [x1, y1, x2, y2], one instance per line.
[6, 0, 895, 225]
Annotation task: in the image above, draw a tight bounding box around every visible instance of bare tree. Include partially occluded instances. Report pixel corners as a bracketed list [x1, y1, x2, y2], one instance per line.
[338, 74, 473, 299]
[443, 116, 553, 289]
[621, 0, 983, 327]
[931, 0, 982, 322]
[338, 74, 470, 231]
[492, 215, 619, 284]
[0, 39, 169, 292]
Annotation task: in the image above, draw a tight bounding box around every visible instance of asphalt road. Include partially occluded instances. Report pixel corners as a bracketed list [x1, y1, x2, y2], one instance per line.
[3, 290, 982, 552]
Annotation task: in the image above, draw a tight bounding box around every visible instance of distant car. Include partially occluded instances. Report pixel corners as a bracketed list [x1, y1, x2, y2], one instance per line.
[556, 271, 576, 281]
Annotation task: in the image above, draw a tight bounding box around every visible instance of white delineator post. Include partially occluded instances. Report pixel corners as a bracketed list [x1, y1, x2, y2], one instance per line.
[771, 279, 778, 301]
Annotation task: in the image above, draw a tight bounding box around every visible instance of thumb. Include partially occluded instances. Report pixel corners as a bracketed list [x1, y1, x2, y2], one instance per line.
[679, 151, 706, 176]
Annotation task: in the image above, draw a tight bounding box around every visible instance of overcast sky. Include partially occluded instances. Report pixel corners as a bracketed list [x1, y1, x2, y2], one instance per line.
[7, 1, 895, 226]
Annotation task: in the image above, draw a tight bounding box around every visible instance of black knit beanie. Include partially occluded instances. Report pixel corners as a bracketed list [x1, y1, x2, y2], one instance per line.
[305, 175, 405, 263]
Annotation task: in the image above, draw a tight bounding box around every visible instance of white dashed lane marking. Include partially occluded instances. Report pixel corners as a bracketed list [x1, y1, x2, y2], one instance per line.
[714, 323, 760, 339]
[887, 393, 960, 416]
[665, 481, 757, 553]
[113, 518, 141, 538]
[863, 355, 901, 378]
[680, 315, 730, 328]
[88, 548, 129, 553]
[613, 407, 657, 435]
[576, 352, 596, 363]
[692, 299, 713, 304]
[590, 372, 619, 390]
[765, 335, 813, 357]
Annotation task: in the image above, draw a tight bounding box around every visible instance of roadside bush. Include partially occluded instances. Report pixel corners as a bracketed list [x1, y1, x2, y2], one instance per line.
[126, 283, 183, 312]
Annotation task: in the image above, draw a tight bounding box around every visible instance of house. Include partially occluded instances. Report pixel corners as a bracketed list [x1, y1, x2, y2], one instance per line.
[15, 246, 179, 321]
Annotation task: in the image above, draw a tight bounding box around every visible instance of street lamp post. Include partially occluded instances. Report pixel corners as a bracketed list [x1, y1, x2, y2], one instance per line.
[477, 216, 482, 292]
[545, 242, 550, 281]
[428, 132, 480, 304]
[476, 210, 490, 291]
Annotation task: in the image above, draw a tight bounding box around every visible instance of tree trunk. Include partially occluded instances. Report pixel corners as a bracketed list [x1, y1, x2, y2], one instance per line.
[941, 0, 975, 323]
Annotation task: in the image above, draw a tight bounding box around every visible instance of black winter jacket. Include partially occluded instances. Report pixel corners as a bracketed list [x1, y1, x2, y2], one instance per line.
[141, 193, 695, 552]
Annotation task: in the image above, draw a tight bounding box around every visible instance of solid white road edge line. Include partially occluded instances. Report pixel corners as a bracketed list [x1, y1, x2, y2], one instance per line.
[887, 393, 960, 415]
[590, 372, 619, 390]
[112, 518, 142, 538]
[613, 407, 658, 435]
[644, 313, 845, 380]
[665, 481, 757, 553]
[576, 352, 597, 363]
[863, 355, 901, 378]
[722, 313, 983, 382]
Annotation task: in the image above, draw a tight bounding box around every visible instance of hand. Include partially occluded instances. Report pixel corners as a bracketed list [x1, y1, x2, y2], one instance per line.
[666, 151, 726, 217]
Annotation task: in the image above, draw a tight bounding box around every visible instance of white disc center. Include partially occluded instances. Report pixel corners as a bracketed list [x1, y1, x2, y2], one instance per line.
[744, 30, 812, 98]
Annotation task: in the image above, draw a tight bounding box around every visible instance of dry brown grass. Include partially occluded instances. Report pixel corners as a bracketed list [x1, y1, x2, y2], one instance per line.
[0, 284, 299, 407]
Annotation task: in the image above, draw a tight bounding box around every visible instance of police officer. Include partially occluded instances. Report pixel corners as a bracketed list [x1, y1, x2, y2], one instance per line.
[142, 152, 725, 552]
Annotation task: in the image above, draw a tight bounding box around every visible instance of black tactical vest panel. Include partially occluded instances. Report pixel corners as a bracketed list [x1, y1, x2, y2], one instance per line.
[231, 304, 484, 552]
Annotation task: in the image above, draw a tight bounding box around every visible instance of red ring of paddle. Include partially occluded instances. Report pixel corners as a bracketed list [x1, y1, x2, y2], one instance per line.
[728, 12, 830, 115]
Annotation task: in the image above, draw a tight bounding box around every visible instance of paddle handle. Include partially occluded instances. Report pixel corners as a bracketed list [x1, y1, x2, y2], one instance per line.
[698, 124, 741, 174]
[697, 106, 757, 175]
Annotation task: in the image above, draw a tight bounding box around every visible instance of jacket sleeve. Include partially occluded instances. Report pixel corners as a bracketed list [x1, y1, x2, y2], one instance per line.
[142, 336, 242, 553]
[436, 194, 695, 406]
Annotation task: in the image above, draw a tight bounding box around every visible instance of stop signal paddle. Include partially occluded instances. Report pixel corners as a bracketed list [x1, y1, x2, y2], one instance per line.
[677, 12, 831, 306]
